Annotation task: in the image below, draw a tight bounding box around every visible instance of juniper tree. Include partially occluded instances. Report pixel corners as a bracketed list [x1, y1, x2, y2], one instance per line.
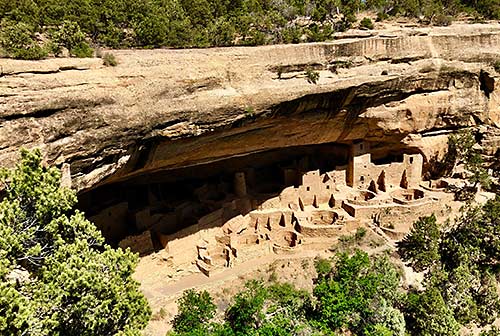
[0, 149, 151, 335]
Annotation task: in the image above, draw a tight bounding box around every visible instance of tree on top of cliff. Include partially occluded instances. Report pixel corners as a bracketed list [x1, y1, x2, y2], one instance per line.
[0, 0, 498, 56]
[0, 149, 151, 335]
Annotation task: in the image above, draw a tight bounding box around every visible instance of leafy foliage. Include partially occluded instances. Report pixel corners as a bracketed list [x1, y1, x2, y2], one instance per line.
[312, 250, 403, 334]
[1, 0, 498, 56]
[0, 149, 151, 335]
[360, 17, 374, 29]
[450, 129, 490, 189]
[0, 20, 47, 60]
[305, 68, 320, 84]
[397, 214, 440, 272]
[102, 52, 118, 66]
[173, 290, 216, 333]
[314, 257, 332, 278]
[398, 198, 500, 332]
[405, 287, 460, 336]
[170, 280, 315, 336]
[50, 20, 93, 57]
[494, 60, 500, 73]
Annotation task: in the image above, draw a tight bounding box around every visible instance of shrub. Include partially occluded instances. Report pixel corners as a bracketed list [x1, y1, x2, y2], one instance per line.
[355, 227, 367, 240]
[133, 14, 169, 47]
[244, 29, 267, 46]
[433, 14, 453, 26]
[314, 257, 332, 277]
[276, 66, 284, 79]
[103, 52, 118, 66]
[405, 287, 460, 336]
[173, 290, 216, 333]
[493, 60, 500, 73]
[313, 251, 402, 333]
[280, 26, 302, 44]
[9, 44, 47, 60]
[209, 18, 236, 46]
[51, 20, 93, 57]
[225, 280, 267, 333]
[360, 17, 375, 29]
[0, 21, 47, 60]
[377, 12, 389, 21]
[305, 68, 320, 84]
[71, 41, 94, 58]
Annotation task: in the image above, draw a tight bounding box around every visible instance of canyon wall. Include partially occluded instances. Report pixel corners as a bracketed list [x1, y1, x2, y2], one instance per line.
[1, 23, 500, 191]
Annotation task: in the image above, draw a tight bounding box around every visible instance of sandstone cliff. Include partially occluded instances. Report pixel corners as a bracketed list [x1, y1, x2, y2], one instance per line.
[1, 23, 500, 191]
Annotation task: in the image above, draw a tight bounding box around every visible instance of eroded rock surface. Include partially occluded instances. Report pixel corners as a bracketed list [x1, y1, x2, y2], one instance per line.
[1, 23, 500, 191]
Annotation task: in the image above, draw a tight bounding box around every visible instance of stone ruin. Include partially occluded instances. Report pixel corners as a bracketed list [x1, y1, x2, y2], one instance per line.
[92, 142, 453, 276]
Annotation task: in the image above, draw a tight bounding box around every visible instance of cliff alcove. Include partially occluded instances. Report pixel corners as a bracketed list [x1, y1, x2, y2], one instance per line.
[1, 24, 500, 265]
[77, 139, 423, 251]
[78, 142, 353, 244]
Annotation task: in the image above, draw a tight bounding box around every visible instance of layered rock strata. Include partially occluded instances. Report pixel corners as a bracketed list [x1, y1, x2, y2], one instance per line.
[1, 23, 499, 192]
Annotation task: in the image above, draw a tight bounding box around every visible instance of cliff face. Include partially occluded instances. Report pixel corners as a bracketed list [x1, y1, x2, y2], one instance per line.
[1, 23, 500, 191]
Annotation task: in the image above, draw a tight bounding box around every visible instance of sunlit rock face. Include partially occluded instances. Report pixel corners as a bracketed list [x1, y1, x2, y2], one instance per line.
[0, 23, 499, 193]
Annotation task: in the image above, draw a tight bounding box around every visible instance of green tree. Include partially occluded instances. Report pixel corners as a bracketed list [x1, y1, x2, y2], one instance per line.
[314, 257, 332, 278]
[133, 14, 169, 47]
[397, 214, 440, 272]
[405, 287, 460, 336]
[0, 149, 151, 335]
[225, 280, 267, 333]
[312, 251, 402, 334]
[305, 68, 320, 84]
[398, 199, 500, 330]
[448, 129, 490, 191]
[173, 290, 216, 333]
[51, 20, 93, 57]
[441, 198, 500, 272]
[0, 20, 47, 60]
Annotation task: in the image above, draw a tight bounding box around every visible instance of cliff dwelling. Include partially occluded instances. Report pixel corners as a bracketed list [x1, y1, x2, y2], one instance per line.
[78, 141, 454, 277]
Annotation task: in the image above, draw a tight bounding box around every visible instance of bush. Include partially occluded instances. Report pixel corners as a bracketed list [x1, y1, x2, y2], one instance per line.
[173, 290, 216, 333]
[225, 280, 267, 333]
[51, 20, 93, 57]
[0, 21, 47, 60]
[313, 251, 403, 333]
[397, 214, 440, 272]
[8, 44, 47, 60]
[377, 12, 389, 21]
[305, 68, 320, 84]
[280, 26, 302, 44]
[243, 29, 267, 46]
[493, 60, 500, 73]
[102, 52, 118, 66]
[355, 227, 367, 240]
[209, 18, 236, 46]
[360, 17, 375, 29]
[405, 287, 461, 336]
[133, 14, 169, 47]
[433, 14, 453, 26]
[71, 41, 93, 58]
[314, 258, 332, 277]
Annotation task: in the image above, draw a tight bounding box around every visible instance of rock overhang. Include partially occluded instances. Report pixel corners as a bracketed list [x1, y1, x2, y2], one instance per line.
[0, 23, 499, 192]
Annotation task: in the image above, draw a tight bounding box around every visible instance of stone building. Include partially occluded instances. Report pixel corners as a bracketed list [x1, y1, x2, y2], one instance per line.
[348, 142, 423, 190]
